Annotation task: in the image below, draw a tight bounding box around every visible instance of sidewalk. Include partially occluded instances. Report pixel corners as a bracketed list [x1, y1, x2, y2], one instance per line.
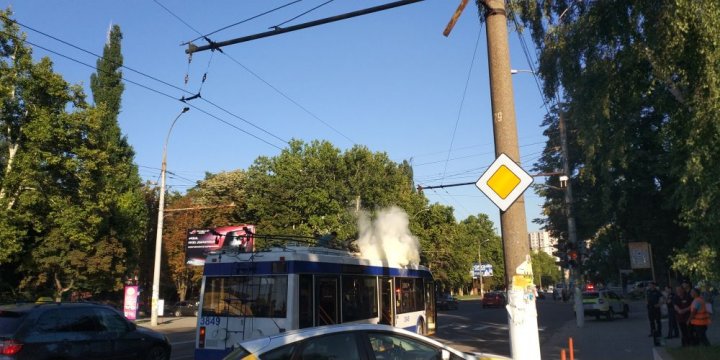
[135, 316, 198, 331]
[541, 301, 720, 360]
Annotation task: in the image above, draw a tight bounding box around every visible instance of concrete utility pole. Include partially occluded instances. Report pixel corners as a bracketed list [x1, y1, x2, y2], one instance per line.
[558, 112, 584, 327]
[482, 1, 541, 358]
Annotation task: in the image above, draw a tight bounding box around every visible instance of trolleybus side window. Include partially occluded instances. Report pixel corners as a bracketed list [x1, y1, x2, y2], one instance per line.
[315, 276, 339, 325]
[299, 274, 313, 329]
[201, 275, 288, 318]
[397, 278, 425, 314]
[341, 275, 378, 322]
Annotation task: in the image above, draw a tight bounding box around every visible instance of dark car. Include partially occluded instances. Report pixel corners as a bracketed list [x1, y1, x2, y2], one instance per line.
[435, 294, 459, 310]
[168, 300, 198, 317]
[482, 292, 507, 308]
[0, 302, 171, 360]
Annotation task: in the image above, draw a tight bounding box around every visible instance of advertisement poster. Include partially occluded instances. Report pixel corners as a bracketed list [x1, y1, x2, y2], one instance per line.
[628, 242, 651, 269]
[185, 225, 255, 266]
[123, 285, 139, 320]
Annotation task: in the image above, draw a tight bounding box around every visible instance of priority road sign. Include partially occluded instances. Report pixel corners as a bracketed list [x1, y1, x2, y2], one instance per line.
[476, 153, 533, 211]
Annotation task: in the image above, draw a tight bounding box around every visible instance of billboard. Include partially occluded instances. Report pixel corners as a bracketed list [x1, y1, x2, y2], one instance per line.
[123, 285, 139, 320]
[628, 242, 652, 269]
[185, 225, 255, 266]
[472, 263, 494, 278]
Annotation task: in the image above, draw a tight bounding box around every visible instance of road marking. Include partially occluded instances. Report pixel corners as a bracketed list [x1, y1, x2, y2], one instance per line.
[171, 340, 196, 346]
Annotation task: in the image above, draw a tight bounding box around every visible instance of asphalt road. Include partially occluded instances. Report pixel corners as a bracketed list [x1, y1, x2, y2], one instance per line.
[157, 297, 576, 360]
[434, 297, 574, 358]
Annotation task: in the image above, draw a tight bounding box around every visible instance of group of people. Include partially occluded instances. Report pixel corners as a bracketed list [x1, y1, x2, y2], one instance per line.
[646, 281, 713, 346]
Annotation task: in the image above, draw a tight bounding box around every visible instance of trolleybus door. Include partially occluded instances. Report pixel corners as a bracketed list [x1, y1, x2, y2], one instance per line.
[380, 277, 394, 325]
[315, 276, 339, 325]
[425, 280, 436, 334]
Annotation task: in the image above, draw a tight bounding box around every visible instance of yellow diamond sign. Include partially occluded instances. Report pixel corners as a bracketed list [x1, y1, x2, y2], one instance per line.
[476, 153, 533, 211]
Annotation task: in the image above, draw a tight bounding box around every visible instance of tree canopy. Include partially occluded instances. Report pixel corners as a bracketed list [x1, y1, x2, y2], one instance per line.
[0, 14, 147, 300]
[513, 0, 720, 283]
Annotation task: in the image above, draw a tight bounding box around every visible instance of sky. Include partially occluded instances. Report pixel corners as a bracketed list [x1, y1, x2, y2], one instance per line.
[4, 0, 550, 234]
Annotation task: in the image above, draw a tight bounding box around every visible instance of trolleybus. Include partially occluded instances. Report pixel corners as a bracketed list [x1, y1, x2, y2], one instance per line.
[194, 244, 436, 360]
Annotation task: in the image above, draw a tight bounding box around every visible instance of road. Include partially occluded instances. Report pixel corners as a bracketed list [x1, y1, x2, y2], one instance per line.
[157, 297, 575, 360]
[434, 298, 574, 358]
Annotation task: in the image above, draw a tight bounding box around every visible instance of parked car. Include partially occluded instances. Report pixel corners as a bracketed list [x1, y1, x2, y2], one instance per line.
[436, 294, 459, 310]
[0, 302, 171, 360]
[168, 300, 198, 317]
[582, 290, 629, 320]
[482, 292, 506, 308]
[222, 323, 511, 360]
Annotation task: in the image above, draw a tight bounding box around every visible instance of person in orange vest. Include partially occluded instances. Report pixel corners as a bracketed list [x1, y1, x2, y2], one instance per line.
[688, 288, 711, 346]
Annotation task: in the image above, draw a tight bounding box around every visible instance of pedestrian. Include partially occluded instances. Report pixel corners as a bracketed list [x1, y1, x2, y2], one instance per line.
[674, 285, 692, 346]
[688, 288, 711, 346]
[664, 285, 679, 339]
[646, 281, 663, 345]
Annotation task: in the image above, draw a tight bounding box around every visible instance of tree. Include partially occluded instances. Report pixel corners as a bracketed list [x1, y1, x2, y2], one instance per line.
[457, 214, 504, 292]
[163, 194, 204, 301]
[0, 15, 146, 299]
[88, 23, 147, 285]
[512, 1, 720, 281]
[530, 251, 561, 290]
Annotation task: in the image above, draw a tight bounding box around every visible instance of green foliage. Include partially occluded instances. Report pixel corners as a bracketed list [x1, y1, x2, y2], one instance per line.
[0, 15, 146, 298]
[186, 139, 498, 292]
[513, 0, 720, 281]
[530, 251, 560, 288]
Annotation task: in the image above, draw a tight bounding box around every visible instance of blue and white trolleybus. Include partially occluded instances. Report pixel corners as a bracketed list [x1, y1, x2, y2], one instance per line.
[194, 245, 436, 360]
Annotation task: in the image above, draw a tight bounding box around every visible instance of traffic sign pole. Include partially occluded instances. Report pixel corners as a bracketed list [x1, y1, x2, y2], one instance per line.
[482, 0, 541, 359]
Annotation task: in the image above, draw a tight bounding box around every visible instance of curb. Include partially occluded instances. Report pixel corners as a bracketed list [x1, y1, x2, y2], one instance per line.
[653, 346, 671, 360]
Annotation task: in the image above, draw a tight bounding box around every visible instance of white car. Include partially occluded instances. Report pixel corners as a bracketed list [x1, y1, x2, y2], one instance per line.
[223, 323, 510, 360]
[582, 290, 630, 320]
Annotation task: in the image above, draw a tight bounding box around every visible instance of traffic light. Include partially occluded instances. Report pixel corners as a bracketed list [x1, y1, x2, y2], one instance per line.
[566, 242, 578, 268]
[553, 241, 569, 269]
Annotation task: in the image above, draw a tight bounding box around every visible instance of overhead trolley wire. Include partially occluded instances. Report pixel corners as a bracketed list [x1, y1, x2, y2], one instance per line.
[270, 0, 335, 29]
[441, 23, 482, 185]
[153, 1, 356, 144]
[2, 14, 289, 146]
[182, 0, 304, 45]
[3, 31, 284, 150]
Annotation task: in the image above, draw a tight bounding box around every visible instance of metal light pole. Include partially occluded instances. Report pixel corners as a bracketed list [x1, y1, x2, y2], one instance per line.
[558, 112, 584, 327]
[150, 107, 190, 327]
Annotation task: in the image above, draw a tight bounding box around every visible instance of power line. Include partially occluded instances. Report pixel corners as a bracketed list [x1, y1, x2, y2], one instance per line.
[5, 31, 284, 150]
[270, 0, 335, 29]
[152, 1, 356, 144]
[182, 0, 304, 45]
[441, 23, 483, 184]
[186, 0, 425, 54]
[152, 0, 204, 36]
[413, 140, 545, 166]
[221, 52, 355, 144]
[3, 14, 289, 147]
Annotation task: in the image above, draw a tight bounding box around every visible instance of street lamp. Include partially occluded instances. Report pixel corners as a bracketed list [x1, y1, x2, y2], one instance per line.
[510, 69, 534, 74]
[150, 107, 190, 327]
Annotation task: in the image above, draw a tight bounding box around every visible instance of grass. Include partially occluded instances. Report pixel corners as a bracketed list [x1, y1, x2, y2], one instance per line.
[666, 346, 720, 360]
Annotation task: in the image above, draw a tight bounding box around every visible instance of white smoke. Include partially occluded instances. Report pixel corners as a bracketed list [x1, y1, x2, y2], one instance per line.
[354, 206, 420, 266]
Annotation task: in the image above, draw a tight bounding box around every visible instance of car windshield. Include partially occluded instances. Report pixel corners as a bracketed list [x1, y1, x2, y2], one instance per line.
[582, 292, 599, 299]
[0, 310, 26, 335]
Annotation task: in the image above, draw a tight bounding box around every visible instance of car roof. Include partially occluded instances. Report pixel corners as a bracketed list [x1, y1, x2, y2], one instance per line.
[237, 324, 452, 354]
[0, 302, 116, 312]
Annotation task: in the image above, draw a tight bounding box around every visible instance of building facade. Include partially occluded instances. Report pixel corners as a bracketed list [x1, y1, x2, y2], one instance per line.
[528, 230, 558, 257]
